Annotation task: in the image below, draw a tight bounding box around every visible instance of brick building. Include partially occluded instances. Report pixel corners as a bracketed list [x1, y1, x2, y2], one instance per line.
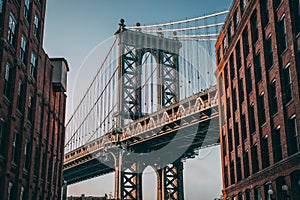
[215, 0, 300, 199]
[0, 0, 68, 199]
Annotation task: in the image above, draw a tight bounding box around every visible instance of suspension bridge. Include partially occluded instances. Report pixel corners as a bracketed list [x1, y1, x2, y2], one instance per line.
[63, 10, 228, 200]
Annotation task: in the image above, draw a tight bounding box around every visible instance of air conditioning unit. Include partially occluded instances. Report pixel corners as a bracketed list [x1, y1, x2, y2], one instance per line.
[50, 58, 69, 92]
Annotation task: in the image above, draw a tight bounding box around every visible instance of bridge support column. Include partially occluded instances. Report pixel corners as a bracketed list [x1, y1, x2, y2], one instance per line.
[114, 151, 143, 200]
[120, 162, 143, 200]
[157, 161, 184, 200]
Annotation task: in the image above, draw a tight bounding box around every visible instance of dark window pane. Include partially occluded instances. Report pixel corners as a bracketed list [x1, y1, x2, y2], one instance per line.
[272, 128, 283, 163]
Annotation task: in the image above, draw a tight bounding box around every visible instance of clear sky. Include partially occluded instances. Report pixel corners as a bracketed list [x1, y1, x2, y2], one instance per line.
[43, 0, 233, 199]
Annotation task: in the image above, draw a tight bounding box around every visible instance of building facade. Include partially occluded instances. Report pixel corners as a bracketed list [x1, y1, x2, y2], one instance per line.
[0, 0, 68, 199]
[215, 0, 300, 199]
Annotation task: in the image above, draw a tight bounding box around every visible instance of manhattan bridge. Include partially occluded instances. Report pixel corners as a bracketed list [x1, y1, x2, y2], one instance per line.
[63, 10, 228, 200]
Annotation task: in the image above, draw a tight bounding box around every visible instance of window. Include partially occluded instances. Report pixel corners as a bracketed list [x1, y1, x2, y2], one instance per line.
[34, 150, 39, 176]
[0, 119, 7, 156]
[228, 23, 232, 43]
[234, 8, 239, 30]
[8, 13, 16, 46]
[230, 160, 235, 184]
[8, 182, 13, 200]
[238, 78, 244, 104]
[224, 166, 229, 187]
[297, 0, 300, 33]
[261, 0, 269, 28]
[232, 88, 237, 111]
[246, 66, 252, 94]
[269, 80, 278, 115]
[219, 75, 224, 97]
[258, 93, 266, 125]
[217, 46, 221, 64]
[41, 152, 47, 180]
[236, 41, 241, 69]
[249, 103, 255, 134]
[24, 0, 30, 21]
[223, 34, 227, 53]
[276, 177, 287, 200]
[222, 134, 227, 156]
[20, 187, 24, 200]
[243, 150, 250, 178]
[265, 35, 273, 70]
[275, 0, 282, 9]
[227, 98, 231, 119]
[278, 15, 287, 54]
[264, 183, 273, 200]
[24, 140, 30, 170]
[241, 0, 247, 14]
[286, 115, 299, 155]
[291, 171, 300, 200]
[282, 64, 293, 104]
[225, 66, 229, 89]
[241, 114, 247, 141]
[234, 122, 240, 146]
[12, 130, 19, 164]
[230, 54, 235, 79]
[243, 28, 249, 58]
[261, 136, 270, 168]
[27, 94, 34, 123]
[251, 12, 259, 44]
[245, 189, 251, 200]
[272, 127, 283, 163]
[33, 14, 40, 40]
[4, 63, 12, 99]
[254, 186, 262, 200]
[236, 156, 242, 182]
[229, 128, 233, 152]
[17, 80, 24, 112]
[221, 104, 225, 125]
[238, 193, 243, 200]
[20, 35, 27, 64]
[251, 144, 259, 173]
[30, 52, 37, 79]
[254, 51, 262, 82]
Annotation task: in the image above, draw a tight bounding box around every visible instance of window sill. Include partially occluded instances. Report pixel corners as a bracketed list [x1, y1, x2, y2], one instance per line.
[280, 48, 288, 58]
[16, 109, 23, 117]
[284, 98, 294, 107]
[267, 64, 274, 72]
[3, 95, 11, 105]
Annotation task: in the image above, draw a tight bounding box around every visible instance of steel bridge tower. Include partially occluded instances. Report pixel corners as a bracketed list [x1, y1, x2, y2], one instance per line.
[114, 20, 183, 200]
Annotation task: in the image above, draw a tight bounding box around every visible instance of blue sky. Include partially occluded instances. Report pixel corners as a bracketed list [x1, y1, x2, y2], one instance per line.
[43, 0, 233, 199]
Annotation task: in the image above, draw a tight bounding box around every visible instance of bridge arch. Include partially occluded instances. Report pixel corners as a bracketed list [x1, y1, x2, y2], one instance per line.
[142, 165, 158, 200]
[140, 51, 159, 115]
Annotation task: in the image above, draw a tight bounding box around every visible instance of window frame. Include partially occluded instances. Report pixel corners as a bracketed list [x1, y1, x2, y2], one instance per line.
[20, 35, 27, 64]
[7, 13, 16, 46]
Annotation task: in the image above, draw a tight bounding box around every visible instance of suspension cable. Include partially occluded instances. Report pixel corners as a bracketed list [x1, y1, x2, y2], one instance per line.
[65, 66, 119, 147]
[66, 38, 117, 127]
[127, 10, 229, 29]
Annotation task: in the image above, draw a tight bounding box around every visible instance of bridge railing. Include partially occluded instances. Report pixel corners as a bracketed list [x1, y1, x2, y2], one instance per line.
[64, 85, 218, 163]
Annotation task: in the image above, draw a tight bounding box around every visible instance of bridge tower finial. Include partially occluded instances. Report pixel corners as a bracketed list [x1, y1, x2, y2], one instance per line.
[115, 18, 126, 35]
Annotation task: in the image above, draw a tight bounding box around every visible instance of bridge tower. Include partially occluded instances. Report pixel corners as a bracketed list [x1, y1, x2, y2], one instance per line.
[115, 19, 181, 127]
[114, 19, 184, 200]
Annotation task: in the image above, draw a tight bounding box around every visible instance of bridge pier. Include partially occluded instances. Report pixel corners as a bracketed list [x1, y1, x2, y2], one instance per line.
[157, 161, 184, 200]
[113, 149, 185, 200]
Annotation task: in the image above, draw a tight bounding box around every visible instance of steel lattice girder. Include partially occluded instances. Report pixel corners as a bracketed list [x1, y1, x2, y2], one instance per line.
[160, 51, 179, 107]
[121, 163, 141, 200]
[164, 161, 184, 200]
